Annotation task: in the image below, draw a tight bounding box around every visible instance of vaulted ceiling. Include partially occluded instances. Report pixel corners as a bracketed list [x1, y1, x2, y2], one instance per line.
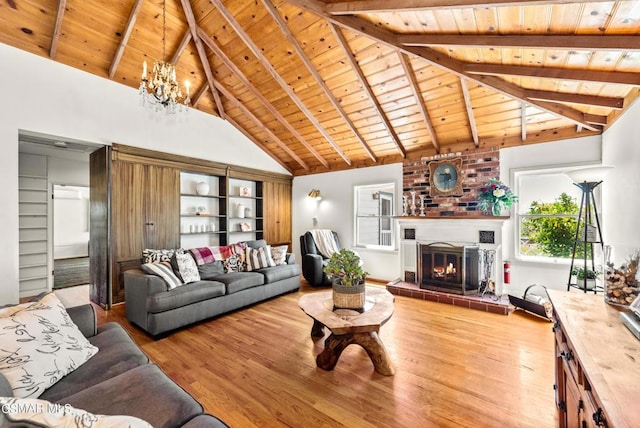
[2, 0, 639, 175]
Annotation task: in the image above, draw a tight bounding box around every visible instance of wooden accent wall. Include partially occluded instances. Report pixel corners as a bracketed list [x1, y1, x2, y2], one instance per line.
[402, 148, 500, 217]
[94, 143, 293, 307]
[89, 146, 111, 308]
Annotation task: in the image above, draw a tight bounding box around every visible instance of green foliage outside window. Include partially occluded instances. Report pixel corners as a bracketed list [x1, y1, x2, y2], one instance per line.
[521, 192, 590, 258]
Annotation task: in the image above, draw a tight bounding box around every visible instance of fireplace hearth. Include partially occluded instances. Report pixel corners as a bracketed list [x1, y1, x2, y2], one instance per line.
[418, 242, 480, 295]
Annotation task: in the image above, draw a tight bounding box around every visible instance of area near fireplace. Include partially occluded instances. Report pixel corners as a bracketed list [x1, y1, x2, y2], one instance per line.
[394, 216, 510, 314]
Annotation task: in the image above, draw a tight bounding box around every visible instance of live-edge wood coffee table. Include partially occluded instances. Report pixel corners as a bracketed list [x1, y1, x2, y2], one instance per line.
[298, 286, 395, 376]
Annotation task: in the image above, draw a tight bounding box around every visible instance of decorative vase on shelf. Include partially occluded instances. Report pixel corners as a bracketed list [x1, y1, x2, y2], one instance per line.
[237, 203, 246, 218]
[195, 181, 209, 196]
[492, 203, 502, 216]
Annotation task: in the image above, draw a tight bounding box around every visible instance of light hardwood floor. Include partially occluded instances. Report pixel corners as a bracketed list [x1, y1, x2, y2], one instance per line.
[97, 282, 557, 427]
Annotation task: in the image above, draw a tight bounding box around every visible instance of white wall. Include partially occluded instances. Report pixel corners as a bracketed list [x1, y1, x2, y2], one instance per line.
[602, 99, 640, 266]
[292, 164, 403, 281]
[53, 185, 90, 259]
[500, 135, 602, 295]
[0, 42, 288, 305]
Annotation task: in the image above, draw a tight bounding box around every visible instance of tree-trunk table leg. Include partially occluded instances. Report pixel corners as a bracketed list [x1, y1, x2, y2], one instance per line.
[310, 319, 325, 338]
[316, 331, 395, 376]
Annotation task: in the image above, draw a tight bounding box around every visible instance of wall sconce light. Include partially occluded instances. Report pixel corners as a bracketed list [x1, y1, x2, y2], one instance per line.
[308, 189, 322, 200]
[372, 191, 380, 200]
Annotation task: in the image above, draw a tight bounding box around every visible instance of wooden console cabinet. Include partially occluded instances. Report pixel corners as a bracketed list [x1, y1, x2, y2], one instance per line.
[547, 289, 640, 428]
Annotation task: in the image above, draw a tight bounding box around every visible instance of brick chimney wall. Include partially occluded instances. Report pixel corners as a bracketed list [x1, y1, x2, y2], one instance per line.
[402, 148, 500, 217]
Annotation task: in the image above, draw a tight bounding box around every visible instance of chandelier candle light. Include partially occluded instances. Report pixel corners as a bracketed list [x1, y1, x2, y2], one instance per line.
[139, 0, 190, 113]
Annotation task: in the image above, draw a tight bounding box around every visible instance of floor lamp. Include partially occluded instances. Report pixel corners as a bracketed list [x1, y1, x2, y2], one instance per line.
[565, 166, 614, 293]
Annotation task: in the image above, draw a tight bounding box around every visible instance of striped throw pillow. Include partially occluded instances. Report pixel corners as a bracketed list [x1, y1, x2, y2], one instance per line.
[141, 261, 183, 289]
[245, 246, 276, 271]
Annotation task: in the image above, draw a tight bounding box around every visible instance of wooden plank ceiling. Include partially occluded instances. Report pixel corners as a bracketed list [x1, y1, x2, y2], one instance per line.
[1, 0, 639, 175]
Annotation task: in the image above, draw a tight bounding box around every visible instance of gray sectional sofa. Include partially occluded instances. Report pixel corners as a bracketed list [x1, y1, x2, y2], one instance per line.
[125, 240, 301, 336]
[0, 304, 227, 427]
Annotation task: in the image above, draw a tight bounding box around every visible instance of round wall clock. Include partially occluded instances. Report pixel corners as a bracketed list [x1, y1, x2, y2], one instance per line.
[428, 158, 464, 196]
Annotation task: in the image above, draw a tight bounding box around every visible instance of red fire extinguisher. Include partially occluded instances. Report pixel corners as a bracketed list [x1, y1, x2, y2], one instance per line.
[504, 261, 511, 284]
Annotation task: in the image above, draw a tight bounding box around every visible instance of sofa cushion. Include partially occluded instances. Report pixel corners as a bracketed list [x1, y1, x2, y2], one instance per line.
[257, 264, 302, 284]
[222, 254, 243, 273]
[270, 245, 288, 266]
[198, 260, 225, 279]
[61, 364, 204, 428]
[245, 246, 275, 271]
[40, 323, 149, 403]
[209, 272, 264, 294]
[0, 293, 98, 398]
[141, 261, 183, 290]
[142, 248, 180, 264]
[147, 281, 226, 314]
[182, 414, 229, 428]
[0, 396, 153, 427]
[173, 252, 201, 283]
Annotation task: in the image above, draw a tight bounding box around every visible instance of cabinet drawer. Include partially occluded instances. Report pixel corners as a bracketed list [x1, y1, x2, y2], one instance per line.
[555, 325, 580, 383]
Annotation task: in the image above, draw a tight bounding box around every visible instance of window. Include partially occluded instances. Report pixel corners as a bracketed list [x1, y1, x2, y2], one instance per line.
[354, 183, 395, 250]
[515, 165, 598, 263]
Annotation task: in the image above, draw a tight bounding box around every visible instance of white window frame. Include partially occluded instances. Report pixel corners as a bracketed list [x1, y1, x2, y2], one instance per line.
[513, 162, 601, 265]
[353, 182, 396, 251]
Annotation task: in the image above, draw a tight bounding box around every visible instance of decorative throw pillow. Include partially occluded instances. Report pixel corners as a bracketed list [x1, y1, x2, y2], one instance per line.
[245, 246, 276, 271]
[0, 397, 153, 428]
[270, 245, 289, 266]
[231, 242, 248, 271]
[142, 248, 181, 264]
[173, 252, 201, 283]
[198, 260, 225, 279]
[141, 261, 183, 289]
[223, 254, 240, 273]
[0, 293, 98, 398]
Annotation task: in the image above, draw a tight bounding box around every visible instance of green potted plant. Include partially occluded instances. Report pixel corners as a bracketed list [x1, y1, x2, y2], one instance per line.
[571, 267, 600, 290]
[324, 249, 368, 309]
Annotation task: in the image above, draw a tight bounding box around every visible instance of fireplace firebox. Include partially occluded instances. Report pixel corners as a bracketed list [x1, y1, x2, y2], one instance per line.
[418, 242, 480, 295]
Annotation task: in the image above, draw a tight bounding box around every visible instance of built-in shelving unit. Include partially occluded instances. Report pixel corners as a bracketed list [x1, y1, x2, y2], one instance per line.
[227, 178, 263, 243]
[18, 172, 49, 298]
[179, 172, 227, 248]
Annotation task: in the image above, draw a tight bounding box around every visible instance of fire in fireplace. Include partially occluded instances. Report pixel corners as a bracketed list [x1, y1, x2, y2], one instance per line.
[418, 242, 480, 295]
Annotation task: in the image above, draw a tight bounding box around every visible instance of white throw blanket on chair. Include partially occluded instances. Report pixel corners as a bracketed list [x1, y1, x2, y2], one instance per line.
[309, 229, 340, 259]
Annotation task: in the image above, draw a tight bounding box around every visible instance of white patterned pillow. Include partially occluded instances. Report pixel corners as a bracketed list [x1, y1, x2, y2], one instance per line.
[245, 246, 276, 271]
[174, 252, 200, 283]
[0, 293, 98, 398]
[0, 397, 152, 427]
[141, 261, 183, 289]
[270, 245, 288, 265]
[142, 248, 182, 264]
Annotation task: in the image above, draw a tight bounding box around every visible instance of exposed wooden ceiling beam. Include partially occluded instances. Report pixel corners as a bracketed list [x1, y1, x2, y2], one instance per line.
[472, 73, 605, 130]
[170, 30, 192, 65]
[285, 2, 602, 132]
[49, 0, 67, 59]
[525, 89, 624, 110]
[179, 0, 224, 117]
[191, 83, 209, 107]
[459, 78, 479, 147]
[210, 0, 352, 167]
[465, 64, 640, 87]
[196, 26, 329, 169]
[261, 0, 377, 163]
[322, 0, 614, 14]
[399, 34, 640, 51]
[214, 81, 309, 171]
[521, 102, 527, 141]
[329, 23, 407, 157]
[397, 52, 438, 153]
[109, 0, 144, 79]
[224, 115, 294, 173]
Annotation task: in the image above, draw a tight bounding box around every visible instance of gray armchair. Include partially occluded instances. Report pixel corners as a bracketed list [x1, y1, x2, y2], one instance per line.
[299, 231, 341, 287]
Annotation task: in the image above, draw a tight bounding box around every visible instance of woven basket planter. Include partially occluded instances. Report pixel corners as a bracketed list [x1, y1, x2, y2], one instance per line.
[332, 280, 366, 310]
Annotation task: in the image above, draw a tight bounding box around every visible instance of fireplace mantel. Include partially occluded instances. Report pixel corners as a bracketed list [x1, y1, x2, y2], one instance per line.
[395, 215, 509, 221]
